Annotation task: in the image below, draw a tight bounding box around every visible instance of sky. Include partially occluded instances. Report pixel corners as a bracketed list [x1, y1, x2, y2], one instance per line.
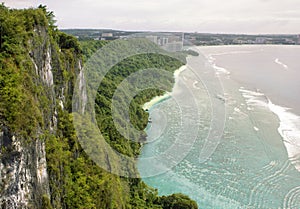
[3, 0, 300, 34]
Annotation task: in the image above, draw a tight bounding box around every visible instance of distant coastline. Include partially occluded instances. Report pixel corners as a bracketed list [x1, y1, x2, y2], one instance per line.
[62, 29, 300, 46]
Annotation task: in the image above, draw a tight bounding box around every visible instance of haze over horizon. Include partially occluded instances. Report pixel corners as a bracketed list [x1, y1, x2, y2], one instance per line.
[3, 0, 300, 34]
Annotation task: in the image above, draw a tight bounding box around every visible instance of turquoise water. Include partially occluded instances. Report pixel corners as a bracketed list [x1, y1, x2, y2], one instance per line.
[138, 46, 300, 208]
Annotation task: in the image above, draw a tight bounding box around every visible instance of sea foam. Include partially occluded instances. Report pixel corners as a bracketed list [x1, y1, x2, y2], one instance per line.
[267, 100, 300, 171]
[207, 55, 231, 76]
[239, 87, 300, 171]
[213, 64, 231, 75]
[275, 58, 289, 70]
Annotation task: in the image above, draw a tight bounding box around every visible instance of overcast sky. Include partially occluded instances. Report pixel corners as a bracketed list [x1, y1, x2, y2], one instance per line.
[3, 0, 300, 34]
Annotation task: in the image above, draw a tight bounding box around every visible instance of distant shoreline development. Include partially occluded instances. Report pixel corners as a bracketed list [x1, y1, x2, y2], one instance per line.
[62, 29, 300, 46]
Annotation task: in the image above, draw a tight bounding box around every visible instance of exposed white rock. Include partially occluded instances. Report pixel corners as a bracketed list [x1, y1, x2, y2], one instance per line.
[0, 134, 51, 208]
[42, 47, 54, 86]
[78, 62, 87, 114]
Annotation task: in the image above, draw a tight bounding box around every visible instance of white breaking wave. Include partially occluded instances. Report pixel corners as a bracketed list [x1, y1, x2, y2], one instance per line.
[239, 87, 300, 171]
[267, 100, 300, 171]
[208, 55, 216, 63]
[174, 65, 187, 79]
[213, 64, 231, 75]
[239, 88, 267, 108]
[193, 81, 201, 89]
[207, 55, 231, 76]
[275, 58, 289, 70]
[142, 93, 171, 111]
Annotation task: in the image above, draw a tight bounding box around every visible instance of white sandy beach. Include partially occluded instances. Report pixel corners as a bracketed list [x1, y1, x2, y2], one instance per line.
[142, 65, 187, 110]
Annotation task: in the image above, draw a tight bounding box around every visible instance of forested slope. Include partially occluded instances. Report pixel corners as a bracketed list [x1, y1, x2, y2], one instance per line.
[0, 4, 197, 209]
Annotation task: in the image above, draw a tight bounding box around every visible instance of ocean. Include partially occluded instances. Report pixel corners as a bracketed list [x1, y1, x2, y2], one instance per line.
[137, 45, 300, 208]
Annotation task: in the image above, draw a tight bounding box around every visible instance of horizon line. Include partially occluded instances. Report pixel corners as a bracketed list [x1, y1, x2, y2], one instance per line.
[59, 28, 300, 36]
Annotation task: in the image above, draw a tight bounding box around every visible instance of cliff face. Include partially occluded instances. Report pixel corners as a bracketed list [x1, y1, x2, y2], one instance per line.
[0, 129, 49, 208]
[0, 6, 198, 209]
[0, 6, 82, 208]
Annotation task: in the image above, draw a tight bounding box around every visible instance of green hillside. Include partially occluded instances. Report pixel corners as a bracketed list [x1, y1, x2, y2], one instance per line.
[0, 4, 198, 209]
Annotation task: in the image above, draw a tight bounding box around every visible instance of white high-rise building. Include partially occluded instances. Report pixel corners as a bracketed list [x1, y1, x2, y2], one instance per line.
[146, 36, 158, 44]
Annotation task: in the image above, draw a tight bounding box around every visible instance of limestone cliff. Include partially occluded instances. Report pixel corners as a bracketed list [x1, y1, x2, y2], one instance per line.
[0, 5, 198, 209]
[0, 6, 83, 208]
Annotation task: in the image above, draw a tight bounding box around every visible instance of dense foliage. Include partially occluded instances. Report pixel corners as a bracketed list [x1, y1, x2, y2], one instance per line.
[0, 4, 48, 135]
[0, 4, 198, 209]
[94, 51, 183, 156]
[158, 194, 199, 209]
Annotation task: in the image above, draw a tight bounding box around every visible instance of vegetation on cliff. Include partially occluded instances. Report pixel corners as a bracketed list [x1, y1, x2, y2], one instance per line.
[0, 4, 198, 209]
[0, 3, 46, 136]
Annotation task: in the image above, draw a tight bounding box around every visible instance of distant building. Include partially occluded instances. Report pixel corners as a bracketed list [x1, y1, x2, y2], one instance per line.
[232, 39, 246, 44]
[168, 36, 181, 43]
[255, 37, 266, 44]
[145, 36, 169, 46]
[101, 33, 113, 37]
[189, 37, 196, 41]
[144, 34, 185, 49]
[163, 42, 183, 52]
[146, 35, 158, 44]
[160, 37, 169, 46]
[284, 38, 296, 45]
[119, 36, 128, 40]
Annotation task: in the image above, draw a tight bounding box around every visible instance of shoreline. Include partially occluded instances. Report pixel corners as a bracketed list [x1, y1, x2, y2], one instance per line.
[142, 65, 187, 111]
[267, 99, 300, 172]
[240, 87, 300, 172]
[139, 46, 300, 208]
